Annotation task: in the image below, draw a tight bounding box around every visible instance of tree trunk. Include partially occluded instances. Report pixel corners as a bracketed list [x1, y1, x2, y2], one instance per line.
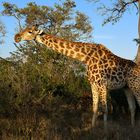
[135, 0, 140, 64]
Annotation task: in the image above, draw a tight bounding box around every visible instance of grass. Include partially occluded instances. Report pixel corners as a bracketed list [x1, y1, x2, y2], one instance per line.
[0, 95, 140, 140]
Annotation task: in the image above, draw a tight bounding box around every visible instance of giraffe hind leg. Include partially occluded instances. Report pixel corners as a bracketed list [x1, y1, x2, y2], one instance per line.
[99, 89, 108, 130]
[124, 88, 136, 126]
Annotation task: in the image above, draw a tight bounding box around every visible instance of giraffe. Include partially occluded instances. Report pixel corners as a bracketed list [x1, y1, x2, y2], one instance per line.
[14, 25, 137, 128]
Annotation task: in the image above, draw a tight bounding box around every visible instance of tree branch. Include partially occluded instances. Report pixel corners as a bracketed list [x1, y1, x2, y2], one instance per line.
[97, 0, 139, 25]
[112, 0, 138, 14]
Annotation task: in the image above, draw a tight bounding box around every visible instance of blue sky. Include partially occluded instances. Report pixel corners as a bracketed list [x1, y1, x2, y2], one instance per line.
[0, 0, 138, 60]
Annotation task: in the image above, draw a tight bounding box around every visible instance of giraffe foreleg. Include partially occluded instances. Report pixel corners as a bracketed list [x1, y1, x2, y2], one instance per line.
[91, 84, 99, 128]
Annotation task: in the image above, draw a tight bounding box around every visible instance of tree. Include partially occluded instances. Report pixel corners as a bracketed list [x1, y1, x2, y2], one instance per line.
[0, 20, 6, 44]
[2, 1, 92, 41]
[1, 0, 93, 106]
[88, 0, 140, 63]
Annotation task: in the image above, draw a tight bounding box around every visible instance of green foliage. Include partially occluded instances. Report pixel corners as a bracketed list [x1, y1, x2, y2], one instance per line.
[1, 1, 92, 106]
[0, 0, 92, 109]
[2, 0, 93, 40]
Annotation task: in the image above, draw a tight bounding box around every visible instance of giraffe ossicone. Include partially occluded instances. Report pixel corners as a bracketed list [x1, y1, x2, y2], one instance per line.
[15, 25, 140, 128]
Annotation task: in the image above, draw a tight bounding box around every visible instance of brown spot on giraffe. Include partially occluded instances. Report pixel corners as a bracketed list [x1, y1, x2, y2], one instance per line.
[53, 39, 58, 43]
[98, 49, 103, 56]
[70, 50, 75, 55]
[59, 41, 65, 48]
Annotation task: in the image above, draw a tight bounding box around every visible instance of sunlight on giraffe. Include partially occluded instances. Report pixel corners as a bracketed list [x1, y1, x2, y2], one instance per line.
[15, 25, 140, 129]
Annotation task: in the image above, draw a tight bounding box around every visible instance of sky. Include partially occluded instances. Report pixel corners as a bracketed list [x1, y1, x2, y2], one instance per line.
[0, 0, 138, 60]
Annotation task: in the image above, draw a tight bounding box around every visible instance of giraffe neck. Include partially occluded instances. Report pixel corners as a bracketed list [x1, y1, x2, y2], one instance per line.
[35, 33, 89, 63]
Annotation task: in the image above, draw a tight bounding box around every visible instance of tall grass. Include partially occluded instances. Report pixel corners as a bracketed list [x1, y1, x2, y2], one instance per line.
[0, 94, 140, 140]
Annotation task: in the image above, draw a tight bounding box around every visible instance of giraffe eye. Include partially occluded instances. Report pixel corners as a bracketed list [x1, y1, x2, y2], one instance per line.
[28, 31, 32, 33]
[15, 36, 21, 43]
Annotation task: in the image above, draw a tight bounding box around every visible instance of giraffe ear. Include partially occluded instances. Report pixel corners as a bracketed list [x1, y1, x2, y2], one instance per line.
[37, 30, 43, 35]
[32, 25, 43, 34]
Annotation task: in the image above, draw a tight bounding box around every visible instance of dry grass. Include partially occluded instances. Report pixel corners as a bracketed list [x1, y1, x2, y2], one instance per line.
[0, 96, 140, 140]
[1, 114, 140, 140]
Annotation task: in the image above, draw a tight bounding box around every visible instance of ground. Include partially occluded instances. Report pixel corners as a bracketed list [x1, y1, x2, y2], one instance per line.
[1, 93, 140, 140]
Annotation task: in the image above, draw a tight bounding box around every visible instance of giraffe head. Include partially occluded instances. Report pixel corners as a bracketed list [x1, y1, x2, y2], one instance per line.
[14, 25, 43, 43]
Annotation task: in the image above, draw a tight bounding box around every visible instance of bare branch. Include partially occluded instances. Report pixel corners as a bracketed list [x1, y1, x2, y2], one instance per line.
[94, 0, 139, 25]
